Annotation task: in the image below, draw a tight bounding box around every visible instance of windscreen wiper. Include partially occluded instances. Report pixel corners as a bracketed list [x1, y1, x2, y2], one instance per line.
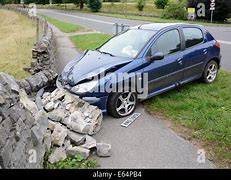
[97, 49, 114, 57]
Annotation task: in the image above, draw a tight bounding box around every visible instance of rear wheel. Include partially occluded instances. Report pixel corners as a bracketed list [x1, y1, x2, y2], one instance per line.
[201, 60, 218, 84]
[107, 92, 137, 118]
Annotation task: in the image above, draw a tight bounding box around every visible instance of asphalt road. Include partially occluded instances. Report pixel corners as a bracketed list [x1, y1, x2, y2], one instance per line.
[49, 14, 216, 168]
[38, 9, 231, 71]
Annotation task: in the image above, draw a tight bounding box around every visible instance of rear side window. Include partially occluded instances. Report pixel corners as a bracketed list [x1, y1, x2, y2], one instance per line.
[183, 28, 204, 48]
[150, 29, 181, 56]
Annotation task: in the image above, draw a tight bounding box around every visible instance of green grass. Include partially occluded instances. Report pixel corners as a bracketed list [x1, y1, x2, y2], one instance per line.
[0, 9, 36, 79]
[44, 154, 98, 169]
[41, 15, 86, 33]
[145, 70, 231, 168]
[70, 33, 112, 50]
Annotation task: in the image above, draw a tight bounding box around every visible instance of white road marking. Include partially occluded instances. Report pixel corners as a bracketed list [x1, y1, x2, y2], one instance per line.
[39, 10, 114, 25]
[218, 40, 231, 45]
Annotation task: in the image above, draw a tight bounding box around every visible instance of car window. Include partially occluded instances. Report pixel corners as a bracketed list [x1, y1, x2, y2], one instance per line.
[99, 29, 157, 58]
[183, 28, 204, 48]
[150, 29, 181, 57]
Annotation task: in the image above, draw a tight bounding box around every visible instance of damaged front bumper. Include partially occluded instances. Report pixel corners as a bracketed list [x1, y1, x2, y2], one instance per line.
[56, 77, 108, 112]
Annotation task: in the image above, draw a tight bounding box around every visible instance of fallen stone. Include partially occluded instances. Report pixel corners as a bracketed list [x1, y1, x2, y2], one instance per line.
[51, 123, 67, 146]
[48, 109, 65, 122]
[45, 101, 55, 112]
[67, 130, 86, 146]
[66, 145, 90, 160]
[80, 135, 96, 149]
[48, 147, 67, 164]
[51, 89, 65, 101]
[48, 120, 57, 131]
[66, 111, 90, 134]
[96, 143, 112, 157]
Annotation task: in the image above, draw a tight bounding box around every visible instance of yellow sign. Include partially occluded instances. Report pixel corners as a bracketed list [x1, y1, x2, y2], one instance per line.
[188, 8, 195, 14]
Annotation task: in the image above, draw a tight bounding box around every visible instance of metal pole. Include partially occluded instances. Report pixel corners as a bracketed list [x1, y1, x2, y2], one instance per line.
[210, 10, 214, 24]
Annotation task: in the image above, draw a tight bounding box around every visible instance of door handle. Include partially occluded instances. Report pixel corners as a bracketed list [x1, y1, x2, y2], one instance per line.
[177, 58, 183, 65]
[203, 49, 208, 54]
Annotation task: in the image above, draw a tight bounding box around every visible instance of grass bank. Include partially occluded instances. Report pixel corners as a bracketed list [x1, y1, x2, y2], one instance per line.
[41, 15, 86, 33]
[70, 33, 112, 51]
[145, 70, 231, 168]
[0, 9, 36, 79]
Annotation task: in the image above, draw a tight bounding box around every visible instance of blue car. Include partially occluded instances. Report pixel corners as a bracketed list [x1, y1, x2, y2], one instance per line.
[57, 23, 221, 118]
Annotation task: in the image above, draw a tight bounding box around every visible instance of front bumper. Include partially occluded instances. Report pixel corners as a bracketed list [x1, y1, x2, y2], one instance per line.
[56, 78, 108, 112]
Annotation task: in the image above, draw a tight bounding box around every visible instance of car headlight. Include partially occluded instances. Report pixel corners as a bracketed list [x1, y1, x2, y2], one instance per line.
[71, 80, 98, 94]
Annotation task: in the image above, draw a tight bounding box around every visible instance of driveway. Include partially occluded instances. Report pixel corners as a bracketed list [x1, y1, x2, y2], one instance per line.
[48, 15, 217, 168]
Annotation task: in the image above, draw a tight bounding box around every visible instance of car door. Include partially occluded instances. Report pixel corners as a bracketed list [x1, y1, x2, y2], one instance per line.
[181, 27, 209, 82]
[143, 29, 184, 96]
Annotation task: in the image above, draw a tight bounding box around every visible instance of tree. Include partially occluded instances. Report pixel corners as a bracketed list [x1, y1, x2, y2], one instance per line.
[136, 0, 145, 12]
[187, 0, 231, 22]
[162, 0, 187, 20]
[74, 0, 87, 10]
[88, 0, 102, 12]
[154, 0, 169, 9]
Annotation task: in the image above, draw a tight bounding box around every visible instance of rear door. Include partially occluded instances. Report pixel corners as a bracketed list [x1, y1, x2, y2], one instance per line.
[181, 27, 209, 82]
[143, 28, 184, 95]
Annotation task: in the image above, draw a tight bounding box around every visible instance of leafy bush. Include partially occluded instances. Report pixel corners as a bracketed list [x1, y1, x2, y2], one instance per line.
[136, 0, 146, 12]
[44, 154, 98, 169]
[154, 0, 169, 9]
[88, 0, 102, 12]
[162, 0, 187, 20]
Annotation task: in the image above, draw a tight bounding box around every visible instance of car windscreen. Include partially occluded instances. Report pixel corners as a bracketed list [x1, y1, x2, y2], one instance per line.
[99, 29, 157, 58]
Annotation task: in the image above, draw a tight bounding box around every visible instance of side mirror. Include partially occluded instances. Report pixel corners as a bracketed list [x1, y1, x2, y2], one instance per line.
[148, 52, 164, 62]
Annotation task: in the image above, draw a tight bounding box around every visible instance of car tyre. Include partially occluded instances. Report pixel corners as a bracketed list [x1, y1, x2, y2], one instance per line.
[201, 60, 218, 84]
[107, 92, 137, 118]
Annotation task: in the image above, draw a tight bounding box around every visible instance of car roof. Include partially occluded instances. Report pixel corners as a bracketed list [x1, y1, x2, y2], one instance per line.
[132, 23, 204, 31]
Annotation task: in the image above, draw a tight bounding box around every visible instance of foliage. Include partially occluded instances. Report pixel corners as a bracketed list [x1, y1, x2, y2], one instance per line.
[162, 0, 187, 20]
[88, 0, 102, 12]
[45, 154, 98, 169]
[187, 0, 231, 22]
[154, 0, 169, 9]
[74, 0, 88, 10]
[136, 0, 146, 12]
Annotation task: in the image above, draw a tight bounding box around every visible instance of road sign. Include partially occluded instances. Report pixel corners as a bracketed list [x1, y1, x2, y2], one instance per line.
[210, 0, 216, 10]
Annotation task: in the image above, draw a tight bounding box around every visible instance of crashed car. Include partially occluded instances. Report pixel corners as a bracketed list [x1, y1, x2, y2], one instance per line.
[57, 23, 221, 118]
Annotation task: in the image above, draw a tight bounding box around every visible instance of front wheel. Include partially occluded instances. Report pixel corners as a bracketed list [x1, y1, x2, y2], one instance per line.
[107, 92, 137, 118]
[201, 60, 218, 84]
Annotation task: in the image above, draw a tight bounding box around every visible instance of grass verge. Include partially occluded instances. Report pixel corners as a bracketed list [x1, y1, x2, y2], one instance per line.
[145, 70, 231, 168]
[41, 15, 86, 33]
[0, 9, 36, 79]
[37, 3, 231, 26]
[70, 33, 112, 50]
[95, 12, 231, 27]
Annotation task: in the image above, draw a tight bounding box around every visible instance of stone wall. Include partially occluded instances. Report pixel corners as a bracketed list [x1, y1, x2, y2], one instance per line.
[24, 26, 56, 75]
[0, 73, 50, 168]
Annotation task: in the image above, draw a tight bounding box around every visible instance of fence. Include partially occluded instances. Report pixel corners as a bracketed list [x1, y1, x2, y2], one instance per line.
[0, 4, 49, 43]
